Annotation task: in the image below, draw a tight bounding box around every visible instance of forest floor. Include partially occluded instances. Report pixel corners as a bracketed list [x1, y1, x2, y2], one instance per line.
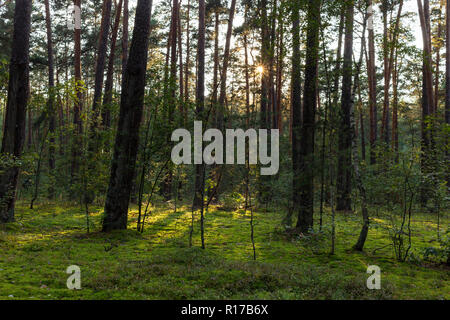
[0, 201, 448, 300]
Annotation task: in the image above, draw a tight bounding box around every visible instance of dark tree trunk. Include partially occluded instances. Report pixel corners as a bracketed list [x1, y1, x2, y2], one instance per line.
[122, 0, 129, 78]
[71, 0, 83, 186]
[367, 0, 377, 164]
[289, 0, 301, 227]
[102, 0, 124, 129]
[44, 0, 55, 199]
[90, 0, 112, 143]
[212, 9, 219, 107]
[193, 0, 206, 211]
[193, 0, 206, 249]
[217, 0, 237, 129]
[336, 0, 354, 212]
[295, 0, 321, 233]
[260, 0, 270, 130]
[184, 0, 190, 106]
[0, 0, 32, 223]
[446, 0, 450, 185]
[102, 0, 152, 232]
[418, 0, 435, 205]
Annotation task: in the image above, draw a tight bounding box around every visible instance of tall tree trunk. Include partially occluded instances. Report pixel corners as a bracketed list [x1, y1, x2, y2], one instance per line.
[193, 0, 206, 249]
[367, 0, 377, 164]
[392, 52, 399, 158]
[418, 0, 435, 205]
[446, 0, 450, 185]
[103, 0, 124, 129]
[260, 0, 270, 130]
[352, 8, 369, 251]
[177, 1, 184, 100]
[0, 0, 32, 223]
[276, 15, 283, 133]
[217, 0, 237, 129]
[288, 0, 301, 227]
[122, 0, 129, 78]
[90, 0, 112, 143]
[44, 0, 56, 199]
[381, 0, 390, 145]
[71, 0, 83, 186]
[184, 0, 190, 107]
[295, 0, 321, 233]
[336, 0, 354, 212]
[102, 0, 152, 232]
[212, 9, 219, 107]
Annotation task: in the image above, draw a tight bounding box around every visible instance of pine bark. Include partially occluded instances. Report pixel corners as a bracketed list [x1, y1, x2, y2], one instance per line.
[102, 0, 152, 231]
[295, 0, 321, 233]
[336, 0, 354, 212]
[0, 0, 32, 223]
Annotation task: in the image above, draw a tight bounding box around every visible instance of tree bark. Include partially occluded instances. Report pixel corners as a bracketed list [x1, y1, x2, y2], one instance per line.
[102, 0, 152, 231]
[336, 0, 354, 212]
[44, 0, 56, 199]
[289, 0, 301, 227]
[295, 0, 321, 233]
[0, 0, 32, 223]
[367, 0, 377, 164]
[71, 0, 83, 186]
[102, 0, 124, 128]
[193, 0, 206, 249]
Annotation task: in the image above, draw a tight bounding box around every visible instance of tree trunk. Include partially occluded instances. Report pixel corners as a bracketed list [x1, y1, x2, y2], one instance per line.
[288, 0, 301, 227]
[102, 0, 152, 232]
[103, 0, 124, 129]
[90, 0, 112, 143]
[367, 0, 377, 164]
[217, 0, 237, 129]
[0, 0, 32, 223]
[446, 0, 450, 185]
[336, 0, 354, 212]
[44, 0, 55, 199]
[295, 0, 321, 233]
[71, 0, 83, 186]
[122, 0, 129, 78]
[193, 0, 206, 249]
[184, 0, 190, 106]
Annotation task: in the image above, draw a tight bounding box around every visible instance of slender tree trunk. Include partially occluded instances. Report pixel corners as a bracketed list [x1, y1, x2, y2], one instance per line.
[418, 0, 435, 206]
[288, 0, 301, 227]
[0, 0, 32, 223]
[212, 9, 219, 107]
[184, 0, 190, 107]
[276, 16, 283, 133]
[90, 0, 112, 143]
[367, 0, 377, 164]
[217, 0, 237, 129]
[102, 0, 152, 232]
[71, 0, 83, 186]
[193, 0, 206, 249]
[446, 0, 450, 185]
[44, 0, 56, 199]
[122, 0, 129, 78]
[336, 0, 354, 212]
[295, 0, 321, 233]
[103, 0, 124, 128]
[392, 52, 399, 158]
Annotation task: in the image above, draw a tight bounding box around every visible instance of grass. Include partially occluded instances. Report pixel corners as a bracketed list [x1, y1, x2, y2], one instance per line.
[0, 200, 448, 300]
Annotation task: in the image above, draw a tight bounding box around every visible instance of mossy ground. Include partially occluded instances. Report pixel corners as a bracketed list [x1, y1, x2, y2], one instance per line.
[0, 201, 448, 300]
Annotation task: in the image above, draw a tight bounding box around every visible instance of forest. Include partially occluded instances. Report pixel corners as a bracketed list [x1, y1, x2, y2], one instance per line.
[0, 0, 448, 300]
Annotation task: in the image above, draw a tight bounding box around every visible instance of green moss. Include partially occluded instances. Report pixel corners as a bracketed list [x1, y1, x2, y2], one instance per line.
[0, 202, 448, 299]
